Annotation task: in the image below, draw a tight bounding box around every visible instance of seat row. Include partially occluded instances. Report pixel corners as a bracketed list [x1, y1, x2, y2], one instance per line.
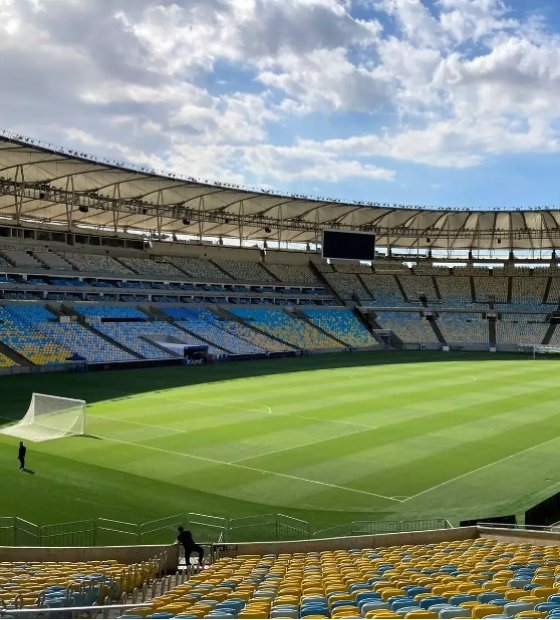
[116, 538, 560, 619]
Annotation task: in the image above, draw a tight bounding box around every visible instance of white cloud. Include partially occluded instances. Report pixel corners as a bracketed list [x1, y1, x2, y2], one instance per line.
[258, 47, 392, 113]
[3, 0, 560, 194]
[241, 143, 395, 181]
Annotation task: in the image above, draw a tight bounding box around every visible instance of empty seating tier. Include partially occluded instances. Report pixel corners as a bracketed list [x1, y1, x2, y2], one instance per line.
[1, 249, 43, 269]
[0, 306, 73, 365]
[63, 253, 132, 273]
[214, 260, 277, 282]
[0, 351, 17, 368]
[265, 264, 320, 285]
[398, 275, 439, 302]
[497, 315, 548, 345]
[169, 257, 233, 280]
[72, 305, 148, 320]
[473, 277, 508, 303]
[302, 308, 379, 348]
[435, 276, 473, 307]
[97, 320, 225, 358]
[231, 308, 342, 350]
[34, 252, 74, 271]
[360, 274, 405, 306]
[39, 322, 135, 363]
[512, 277, 548, 305]
[376, 312, 439, 344]
[334, 262, 373, 273]
[163, 307, 265, 355]
[438, 313, 489, 345]
[217, 318, 295, 353]
[118, 257, 184, 278]
[322, 273, 374, 302]
[139, 538, 560, 620]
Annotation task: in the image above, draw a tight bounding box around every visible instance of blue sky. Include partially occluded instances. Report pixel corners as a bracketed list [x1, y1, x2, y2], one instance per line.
[3, 0, 560, 209]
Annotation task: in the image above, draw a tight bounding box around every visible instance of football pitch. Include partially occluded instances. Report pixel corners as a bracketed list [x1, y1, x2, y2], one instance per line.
[1, 350, 560, 536]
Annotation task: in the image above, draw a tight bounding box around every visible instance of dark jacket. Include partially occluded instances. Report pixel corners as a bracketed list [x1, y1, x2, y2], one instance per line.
[177, 530, 195, 547]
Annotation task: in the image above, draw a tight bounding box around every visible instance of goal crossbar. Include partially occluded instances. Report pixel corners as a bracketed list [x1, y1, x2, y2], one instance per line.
[0, 393, 86, 442]
[520, 344, 560, 359]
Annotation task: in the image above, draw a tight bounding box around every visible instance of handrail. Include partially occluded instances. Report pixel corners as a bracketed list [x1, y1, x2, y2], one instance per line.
[478, 522, 560, 531]
[0, 513, 455, 546]
[0, 602, 151, 617]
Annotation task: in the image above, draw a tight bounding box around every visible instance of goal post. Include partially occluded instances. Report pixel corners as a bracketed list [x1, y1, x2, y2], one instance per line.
[522, 344, 560, 359]
[0, 393, 86, 442]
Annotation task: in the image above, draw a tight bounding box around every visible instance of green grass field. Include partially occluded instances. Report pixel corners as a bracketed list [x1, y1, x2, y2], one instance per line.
[1, 351, 560, 537]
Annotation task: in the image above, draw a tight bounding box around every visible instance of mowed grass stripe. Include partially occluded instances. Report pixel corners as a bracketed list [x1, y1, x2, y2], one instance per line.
[95, 434, 399, 504]
[89, 360, 560, 504]
[3, 352, 560, 529]
[216, 363, 550, 424]
[239, 372, 560, 474]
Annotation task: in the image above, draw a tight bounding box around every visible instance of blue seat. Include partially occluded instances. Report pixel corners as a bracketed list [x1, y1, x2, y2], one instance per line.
[420, 596, 447, 610]
[408, 586, 431, 597]
[356, 592, 381, 605]
[330, 599, 354, 610]
[478, 593, 503, 604]
[391, 599, 418, 612]
[449, 594, 476, 606]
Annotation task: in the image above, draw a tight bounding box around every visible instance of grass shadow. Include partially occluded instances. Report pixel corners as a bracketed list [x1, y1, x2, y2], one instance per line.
[0, 349, 544, 416]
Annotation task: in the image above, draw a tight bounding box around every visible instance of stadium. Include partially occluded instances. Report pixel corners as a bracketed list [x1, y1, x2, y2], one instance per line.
[4, 130, 560, 619]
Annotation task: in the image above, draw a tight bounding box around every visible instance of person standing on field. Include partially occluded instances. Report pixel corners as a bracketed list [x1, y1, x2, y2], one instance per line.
[18, 441, 26, 471]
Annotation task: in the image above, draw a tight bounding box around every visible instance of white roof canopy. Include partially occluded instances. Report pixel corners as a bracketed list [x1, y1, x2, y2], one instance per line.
[0, 131, 558, 251]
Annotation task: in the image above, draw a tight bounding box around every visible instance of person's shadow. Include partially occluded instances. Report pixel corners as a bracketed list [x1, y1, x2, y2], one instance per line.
[22, 468, 35, 475]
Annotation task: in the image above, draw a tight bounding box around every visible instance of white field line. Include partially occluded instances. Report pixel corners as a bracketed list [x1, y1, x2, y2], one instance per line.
[94, 387, 377, 431]
[93, 415, 393, 500]
[403, 432, 560, 503]
[96, 414, 188, 435]
[96, 414, 375, 466]
[349, 372, 478, 384]
[230, 425, 376, 464]
[95, 432, 401, 504]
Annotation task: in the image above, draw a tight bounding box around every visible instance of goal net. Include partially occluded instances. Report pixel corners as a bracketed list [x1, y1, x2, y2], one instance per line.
[0, 393, 86, 442]
[521, 345, 560, 358]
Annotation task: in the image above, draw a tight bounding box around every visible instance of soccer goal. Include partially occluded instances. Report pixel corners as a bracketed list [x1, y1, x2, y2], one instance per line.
[0, 393, 86, 442]
[522, 344, 560, 359]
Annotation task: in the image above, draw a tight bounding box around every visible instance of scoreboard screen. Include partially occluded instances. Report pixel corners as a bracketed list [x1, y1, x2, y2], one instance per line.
[322, 230, 375, 261]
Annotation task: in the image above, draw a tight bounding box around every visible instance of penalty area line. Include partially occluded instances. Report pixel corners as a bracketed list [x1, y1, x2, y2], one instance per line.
[96, 434, 402, 504]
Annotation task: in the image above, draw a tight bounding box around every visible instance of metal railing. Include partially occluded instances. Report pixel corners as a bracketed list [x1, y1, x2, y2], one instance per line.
[312, 518, 451, 538]
[97, 518, 139, 546]
[187, 512, 228, 543]
[39, 519, 96, 547]
[0, 513, 455, 546]
[477, 522, 560, 532]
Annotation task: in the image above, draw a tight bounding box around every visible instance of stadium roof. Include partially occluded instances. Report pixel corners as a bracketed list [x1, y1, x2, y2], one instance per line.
[0, 130, 559, 251]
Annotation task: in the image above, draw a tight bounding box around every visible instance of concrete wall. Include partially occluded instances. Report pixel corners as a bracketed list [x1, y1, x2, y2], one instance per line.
[0, 543, 179, 573]
[215, 527, 478, 557]
[477, 527, 560, 547]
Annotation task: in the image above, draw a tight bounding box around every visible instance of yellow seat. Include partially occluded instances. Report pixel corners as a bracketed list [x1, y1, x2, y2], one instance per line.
[532, 586, 555, 598]
[472, 604, 503, 618]
[381, 588, 406, 601]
